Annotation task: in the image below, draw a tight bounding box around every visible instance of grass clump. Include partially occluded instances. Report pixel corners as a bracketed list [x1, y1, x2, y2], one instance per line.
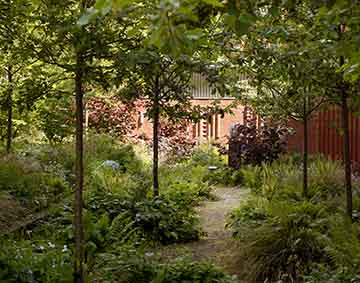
[228, 154, 360, 282]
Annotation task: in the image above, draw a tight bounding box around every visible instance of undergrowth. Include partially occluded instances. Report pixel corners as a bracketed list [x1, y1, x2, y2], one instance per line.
[228, 154, 360, 282]
[0, 135, 230, 282]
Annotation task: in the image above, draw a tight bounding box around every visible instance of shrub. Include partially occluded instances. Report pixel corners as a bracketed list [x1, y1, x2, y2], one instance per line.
[132, 197, 202, 244]
[189, 146, 225, 168]
[0, 239, 72, 283]
[304, 264, 360, 283]
[154, 257, 233, 283]
[165, 182, 212, 207]
[0, 156, 69, 210]
[86, 191, 202, 245]
[159, 119, 196, 162]
[227, 197, 268, 236]
[92, 249, 233, 283]
[240, 165, 262, 192]
[304, 219, 360, 282]
[228, 124, 291, 167]
[36, 96, 74, 144]
[87, 96, 138, 140]
[229, 201, 328, 282]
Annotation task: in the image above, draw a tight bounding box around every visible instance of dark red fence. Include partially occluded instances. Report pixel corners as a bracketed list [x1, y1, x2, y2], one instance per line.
[287, 106, 360, 167]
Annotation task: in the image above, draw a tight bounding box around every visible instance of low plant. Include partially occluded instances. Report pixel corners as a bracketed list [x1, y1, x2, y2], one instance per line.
[132, 197, 202, 244]
[227, 197, 268, 236]
[229, 201, 328, 282]
[240, 165, 262, 192]
[228, 124, 291, 167]
[0, 239, 72, 283]
[92, 248, 233, 283]
[0, 156, 69, 210]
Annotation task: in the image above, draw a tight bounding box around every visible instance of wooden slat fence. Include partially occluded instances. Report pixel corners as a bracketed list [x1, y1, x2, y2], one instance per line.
[287, 106, 360, 169]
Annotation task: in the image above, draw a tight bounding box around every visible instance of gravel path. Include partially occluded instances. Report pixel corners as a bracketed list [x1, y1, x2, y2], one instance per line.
[160, 187, 249, 281]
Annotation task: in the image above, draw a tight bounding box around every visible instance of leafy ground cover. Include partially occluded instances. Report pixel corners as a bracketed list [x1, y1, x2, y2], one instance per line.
[227, 154, 360, 282]
[0, 136, 235, 282]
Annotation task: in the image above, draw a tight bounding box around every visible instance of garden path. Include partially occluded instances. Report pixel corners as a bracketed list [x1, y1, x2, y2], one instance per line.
[159, 187, 249, 282]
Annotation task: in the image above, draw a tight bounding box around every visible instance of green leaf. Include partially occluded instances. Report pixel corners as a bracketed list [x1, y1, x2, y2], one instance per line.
[200, 0, 223, 7]
[270, 6, 280, 17]
[113, 0, 134, 9]
[235, 14, 253, 36]
[95, 0, 111, 10]
[185, 28, 203, 41]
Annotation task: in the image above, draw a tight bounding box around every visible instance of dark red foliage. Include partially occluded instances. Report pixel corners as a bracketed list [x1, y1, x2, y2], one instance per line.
[159, 119, 196, 158]
[87, 96, 139, 141]
[228, 124, 291, 167]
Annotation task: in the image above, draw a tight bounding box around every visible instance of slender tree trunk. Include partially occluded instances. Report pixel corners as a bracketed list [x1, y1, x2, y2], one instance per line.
[339, 24, 353, 221]
[6, 66, 13, 153]
[341, 90, 352, 220]
[74, 53, 85, 283]
[152, 84, 160, 197]
[303, 99, 308, 199]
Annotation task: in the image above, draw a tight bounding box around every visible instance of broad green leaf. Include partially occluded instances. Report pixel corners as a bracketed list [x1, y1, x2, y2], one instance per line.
[200, 0, 223, 7]
[113, 0, 134, 9]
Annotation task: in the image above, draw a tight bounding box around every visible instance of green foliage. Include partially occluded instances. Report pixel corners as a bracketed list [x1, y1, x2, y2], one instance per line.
[240, 165, 262, 192]
[238, 155, 347, 203]
[84, 142, 209, 245]
[185, 146, 242, 187]
[0, 155, 69, 210]
[132, 197, 202, 244]
[189, 146, 225, 167]
[229, 200, 327, 282]
[304, 219, 360, 283]
[0, 239, 72, 283]
[93, 248, 233, 283]
[227, 197, 268, 235]
[228, 154, 360, 282]
[36, 96, 74, 144]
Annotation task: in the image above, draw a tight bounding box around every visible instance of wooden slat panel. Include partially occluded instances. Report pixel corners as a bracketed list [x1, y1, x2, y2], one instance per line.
[287, 106, 360, 167]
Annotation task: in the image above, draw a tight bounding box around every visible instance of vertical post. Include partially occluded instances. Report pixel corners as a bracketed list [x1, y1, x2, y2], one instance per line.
[303, 98, 308, 199]
[74, 52, 84, 283]
[6, 66, 13, 153]
[339, 23, 353, 220]
[152, 75, 160, 197]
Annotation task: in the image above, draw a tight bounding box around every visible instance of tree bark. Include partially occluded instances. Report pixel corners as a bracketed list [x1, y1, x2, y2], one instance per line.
[339, 24, 353, 221]
[341, 90, 352, 220]
[6, 66, 13, 153]
[303, 99, 308, 199]
[152, 79, 160, 197]
[74, 53, 85, 283]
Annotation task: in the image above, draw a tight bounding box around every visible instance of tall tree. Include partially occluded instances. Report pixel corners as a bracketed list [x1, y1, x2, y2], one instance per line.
[112, 0, 226, 196]
[26, 0, 134, 280]
[0, 0, 32, 152]
[312, 1, 360, 220]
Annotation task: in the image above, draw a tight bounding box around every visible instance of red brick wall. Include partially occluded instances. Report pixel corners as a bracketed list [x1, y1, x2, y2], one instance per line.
[135, 99, 246, 143]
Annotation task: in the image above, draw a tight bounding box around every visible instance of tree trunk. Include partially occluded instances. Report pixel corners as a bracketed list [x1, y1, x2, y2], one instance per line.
[74, 53, 85, 283]
[303, 101, 308, 199]
[152, 86, 160, 197]
[6, 66, 13, 153]
[341, 91, 353, 220]
[339, 24, 353, 221]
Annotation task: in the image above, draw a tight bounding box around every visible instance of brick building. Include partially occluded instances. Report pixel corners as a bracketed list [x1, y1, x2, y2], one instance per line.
[135, 73, 253, 143]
